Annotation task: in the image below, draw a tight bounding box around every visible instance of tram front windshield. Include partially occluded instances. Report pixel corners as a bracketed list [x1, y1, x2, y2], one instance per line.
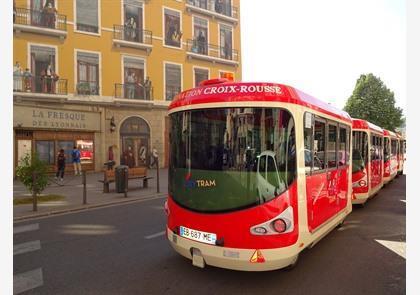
[169, 107, 296, 213]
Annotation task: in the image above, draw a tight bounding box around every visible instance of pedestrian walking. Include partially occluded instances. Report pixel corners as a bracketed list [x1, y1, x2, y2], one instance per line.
[72, 145, 82, 175]
[55, 149, 66, 182]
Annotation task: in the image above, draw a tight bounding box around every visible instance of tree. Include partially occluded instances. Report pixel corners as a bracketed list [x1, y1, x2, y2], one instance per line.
[344, 73, 404, 131]
[15, 152, 49, 211]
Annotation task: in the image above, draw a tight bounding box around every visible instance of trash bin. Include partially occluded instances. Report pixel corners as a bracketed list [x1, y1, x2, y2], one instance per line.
[115, 165, 129, 193]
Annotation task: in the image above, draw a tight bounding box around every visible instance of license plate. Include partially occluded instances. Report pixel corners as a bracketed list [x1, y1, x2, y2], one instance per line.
[179, 226, 217, 245]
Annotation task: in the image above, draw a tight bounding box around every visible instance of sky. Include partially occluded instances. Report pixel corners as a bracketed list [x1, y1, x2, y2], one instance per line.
[240, 0, 406, 115]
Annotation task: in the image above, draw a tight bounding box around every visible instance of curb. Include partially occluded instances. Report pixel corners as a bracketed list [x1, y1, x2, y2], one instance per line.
[13, 192, 168, 222]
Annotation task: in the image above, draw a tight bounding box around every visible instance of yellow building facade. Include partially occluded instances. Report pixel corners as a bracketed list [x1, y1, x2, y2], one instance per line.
[13, 0, 242, 173]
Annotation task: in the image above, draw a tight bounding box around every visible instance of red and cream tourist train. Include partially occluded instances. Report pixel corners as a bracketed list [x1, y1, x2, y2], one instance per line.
[165, 79, 353, 271]
[165, 79, 404, 271]
[351, 119, 384, 205]
[383, 129, 399, 184]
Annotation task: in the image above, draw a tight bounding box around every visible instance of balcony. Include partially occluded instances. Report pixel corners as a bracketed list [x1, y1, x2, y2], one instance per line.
[13, 75, 68, 101]
[13, 7, 67, 39]
[185, 0, 239, 24]
[115, 83, 154, 101]
[113, 25, 153, 53]
[165, 86, 182, 101]
[76, 81, 100, 96]
[186, 39, 239, 66]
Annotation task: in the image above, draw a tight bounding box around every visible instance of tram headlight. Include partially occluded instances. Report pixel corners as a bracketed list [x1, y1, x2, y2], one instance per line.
[250, 206, 294, 235]
[272, 219, 287, 233]
[253, 227, 268, 234]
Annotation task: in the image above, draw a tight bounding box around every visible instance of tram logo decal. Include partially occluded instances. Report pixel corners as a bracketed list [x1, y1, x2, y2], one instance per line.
[185, 173, 216, 188]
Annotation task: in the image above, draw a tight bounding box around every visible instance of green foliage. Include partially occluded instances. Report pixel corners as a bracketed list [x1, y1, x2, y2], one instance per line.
[15, 152, 49, 196]
[344, 73, 404, 131]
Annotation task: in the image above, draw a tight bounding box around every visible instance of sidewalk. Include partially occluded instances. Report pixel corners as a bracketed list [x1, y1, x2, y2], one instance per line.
[13, 168, 168, 221]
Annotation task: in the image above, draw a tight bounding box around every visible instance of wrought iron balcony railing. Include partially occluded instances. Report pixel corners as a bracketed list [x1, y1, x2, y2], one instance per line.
[14, 7, 67, 31]
[186, 39, 239, 62]
[76, 81, 99, 95]
[13, 75, 68, 95]
[113, 25, 153, 45]
[115, 83, 154, 100]
[186, 0, 238, 19]
[165, 86, 182, 101]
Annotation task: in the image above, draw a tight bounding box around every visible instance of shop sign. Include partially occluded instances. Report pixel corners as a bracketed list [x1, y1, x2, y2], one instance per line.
[14, 106, 101, 131]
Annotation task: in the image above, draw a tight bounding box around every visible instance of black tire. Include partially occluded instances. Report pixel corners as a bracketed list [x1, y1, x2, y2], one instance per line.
[284, 254, 299, 271]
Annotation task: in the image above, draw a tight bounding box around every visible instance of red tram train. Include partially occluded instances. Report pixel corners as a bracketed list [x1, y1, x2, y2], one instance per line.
[165, 79, 404, 271]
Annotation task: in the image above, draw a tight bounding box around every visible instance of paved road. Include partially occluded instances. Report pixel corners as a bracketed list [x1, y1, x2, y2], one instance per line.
[13, 176, 406, 295]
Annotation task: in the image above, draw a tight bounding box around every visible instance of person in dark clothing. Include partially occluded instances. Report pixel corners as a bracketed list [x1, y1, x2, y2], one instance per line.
[55, 149, 66, 182]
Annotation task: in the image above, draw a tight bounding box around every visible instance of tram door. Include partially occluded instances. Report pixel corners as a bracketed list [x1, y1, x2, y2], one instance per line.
[305, 116, 337, 232]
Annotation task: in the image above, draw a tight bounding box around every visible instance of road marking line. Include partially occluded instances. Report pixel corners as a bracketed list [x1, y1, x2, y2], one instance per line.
[14, 223, 39, 234]
[145, 231, 166, 239]
[400, 200, 406, 203]
[13, 268, 43, 294]
[375, 239, 406, 259]
[14, 240, 41, 256]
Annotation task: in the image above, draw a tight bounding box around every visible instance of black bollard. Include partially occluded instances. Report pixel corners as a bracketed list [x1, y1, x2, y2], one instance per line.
[32, 172, 37, 212]
[82, 170, 87, 204]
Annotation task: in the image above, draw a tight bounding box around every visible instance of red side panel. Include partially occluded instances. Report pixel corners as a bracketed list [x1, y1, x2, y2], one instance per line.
[306, 172, 335, 232]
[370, 160, 382, 189]
[384, 160, 391, 178]
[337, 167, 349, 211]
[167, 181, 299, 249]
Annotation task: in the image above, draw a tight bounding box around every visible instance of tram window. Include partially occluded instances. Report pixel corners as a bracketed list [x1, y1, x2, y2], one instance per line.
[371, 135, 376, 161]
[384, 138, 390, 161]
[267, 156, 280, 188]
[339, 127, 346, 166]
[327, 124, 337, 168]
[314, 120, 326, 170]
[303, 113, 314, 174]
[346, 127, 351, 165]
[391, 140, 398, 156]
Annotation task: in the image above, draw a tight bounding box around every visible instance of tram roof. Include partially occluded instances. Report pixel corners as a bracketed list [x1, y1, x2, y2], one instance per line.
[352, 118, 383, 134]
[383, 129, 398, 138]
[169, 80, 352, 123]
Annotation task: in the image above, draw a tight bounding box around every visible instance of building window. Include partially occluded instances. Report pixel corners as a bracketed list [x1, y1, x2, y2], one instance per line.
[76, 0, 99, 33]
[77, 140, 94, 164]
[30, 0, 57, 28]
[124, 0, 143, 42]
[164, 8, 182, 48]
[192, 17, 208, 55]
[76, 51, 99, 95]
[194, 68, 209, 87]
[165, 63, 181, 101]
[30, 45, 56, 93]
[36, 140, 55, 165]
[123, 57, 145, 99]
[217, 0, 233, 17]
[57, 141, 74, 164]
[220, 24, 232, 60]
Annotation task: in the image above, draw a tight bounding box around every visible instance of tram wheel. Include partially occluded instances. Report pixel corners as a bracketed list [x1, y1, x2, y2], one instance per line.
[336, 219, 345, 228]
[284, 254, 299, 271]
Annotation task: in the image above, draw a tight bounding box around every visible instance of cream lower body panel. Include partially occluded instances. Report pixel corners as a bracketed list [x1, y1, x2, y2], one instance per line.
[351, 192, 369, 204]
[383, 174, 396, 184]
[167, 228, 298, 271]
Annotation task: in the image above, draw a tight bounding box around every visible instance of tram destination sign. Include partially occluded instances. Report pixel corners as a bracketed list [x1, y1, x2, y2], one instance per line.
[180, 84, 283, 99]
[14, 106, 101, 131]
